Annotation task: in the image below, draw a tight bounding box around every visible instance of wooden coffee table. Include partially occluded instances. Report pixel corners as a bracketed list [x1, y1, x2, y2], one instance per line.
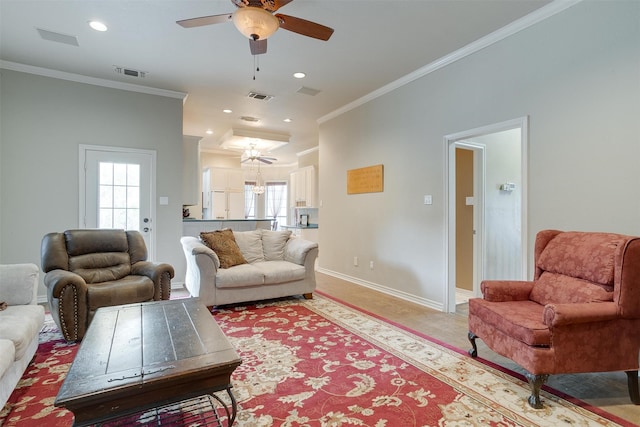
[54, 298, 242, 426]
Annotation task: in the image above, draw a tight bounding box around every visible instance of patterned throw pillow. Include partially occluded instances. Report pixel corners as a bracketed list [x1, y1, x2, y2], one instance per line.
[200, 229, 247, 269]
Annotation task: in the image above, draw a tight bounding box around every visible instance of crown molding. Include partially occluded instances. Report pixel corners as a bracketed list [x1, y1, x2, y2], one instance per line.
[318, 0, 581, 124]
[0, 60, 187, 100]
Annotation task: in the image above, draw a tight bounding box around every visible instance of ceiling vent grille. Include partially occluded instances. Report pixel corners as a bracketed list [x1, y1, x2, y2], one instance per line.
[297, 86, 321, 96]
[114, 66, 147, 78]
[240, 116, 261, 123]
[247, 92, 274, 101]
[36, 28, 79, 47]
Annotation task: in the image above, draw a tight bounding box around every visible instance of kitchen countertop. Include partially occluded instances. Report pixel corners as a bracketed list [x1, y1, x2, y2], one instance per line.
[183, 218, 272, 222]
[281, 224, 319, 229]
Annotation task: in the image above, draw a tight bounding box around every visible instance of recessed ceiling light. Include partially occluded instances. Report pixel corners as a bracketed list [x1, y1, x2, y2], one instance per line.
[283, 118, 292, 123]
[206, 129, 213, 135]
[293, 72, 306, 79]
[89, 21, 108, 32]
[223, 109, 232, 114]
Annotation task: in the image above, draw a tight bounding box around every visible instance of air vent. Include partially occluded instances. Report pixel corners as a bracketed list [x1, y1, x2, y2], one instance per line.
[36, 28, 79, 47]
[114, 66, 147, 78]
[297, 86, 321, 96]
[240, 116, 261, 123]
[247, 92, 274, 101]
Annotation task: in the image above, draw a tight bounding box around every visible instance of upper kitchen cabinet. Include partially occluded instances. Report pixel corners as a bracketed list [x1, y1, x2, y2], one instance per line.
[182, 135, 202, 206]
[290, 166, 317, 208]
[211, 168, 244, 192]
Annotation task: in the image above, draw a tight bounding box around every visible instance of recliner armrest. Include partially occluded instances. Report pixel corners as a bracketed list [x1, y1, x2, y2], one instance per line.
[131, 261, 175, 281]
[481, 280, 534, 302]
[284, 237, 318, 265]
[543, 302, 618, 327]
[44, 269, 88, 298]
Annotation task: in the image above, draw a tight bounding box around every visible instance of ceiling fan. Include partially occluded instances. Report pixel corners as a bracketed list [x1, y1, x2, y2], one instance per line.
[177, 0, 334, 55]
[241, 145, 277, 164]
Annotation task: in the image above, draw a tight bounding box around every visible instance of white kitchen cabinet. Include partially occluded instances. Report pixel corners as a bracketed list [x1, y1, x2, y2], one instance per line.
[212, 190, 244, 219]
[290, 166, 316, 208]
[211, 168, 244, 191]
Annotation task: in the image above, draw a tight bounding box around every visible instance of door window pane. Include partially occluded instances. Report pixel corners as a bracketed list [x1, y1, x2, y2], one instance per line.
[98, 162, 140, 231]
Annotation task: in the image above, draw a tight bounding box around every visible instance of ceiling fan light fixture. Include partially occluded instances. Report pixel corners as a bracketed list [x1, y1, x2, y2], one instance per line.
[232, 7, 279, 40]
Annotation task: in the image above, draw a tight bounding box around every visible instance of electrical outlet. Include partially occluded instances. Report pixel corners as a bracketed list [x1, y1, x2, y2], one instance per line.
[353, 256, 358, 266]
[369, 261, 374, 269]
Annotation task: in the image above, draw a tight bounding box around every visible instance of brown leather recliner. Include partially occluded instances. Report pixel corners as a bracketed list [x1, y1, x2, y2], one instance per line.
[41, 229, 174, 341]
[468, 229, 640, 408]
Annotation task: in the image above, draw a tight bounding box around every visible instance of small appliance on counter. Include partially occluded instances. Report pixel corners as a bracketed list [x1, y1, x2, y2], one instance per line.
[299, 214, 309, 227]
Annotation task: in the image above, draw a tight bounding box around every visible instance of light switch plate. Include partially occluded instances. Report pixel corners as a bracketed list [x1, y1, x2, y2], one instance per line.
[159, 196, 169, 205]
[424, 195, 433, 205]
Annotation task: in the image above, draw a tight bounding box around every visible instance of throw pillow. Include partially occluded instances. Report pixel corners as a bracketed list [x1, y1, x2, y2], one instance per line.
[262, 230, 292, 261]
[200, 229, 247, 269]
[233, 230, 265, 264]
[530, 271, 614, 305]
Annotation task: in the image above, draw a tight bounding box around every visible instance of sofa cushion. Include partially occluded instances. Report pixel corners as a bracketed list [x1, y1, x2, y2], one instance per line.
[537, 232, 626, 286]
[0, 339, 15, 374]
[262, 230, 292, 261]
[253, 261, 306, 285]
[233, 230, 265, 264]
[87, 276, 155, 311]
[0, 264, 39, 305]
[201, 229, 247, 269]
[469, 299, 551, 347]
[530, 272, 613, 305]
[216, 264, 265, 289]
[0, 305, 45, 360]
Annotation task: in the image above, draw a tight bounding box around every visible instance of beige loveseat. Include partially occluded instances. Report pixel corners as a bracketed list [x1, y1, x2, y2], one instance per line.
[0, 264, 45, 408]
[180, 229, 318, 307]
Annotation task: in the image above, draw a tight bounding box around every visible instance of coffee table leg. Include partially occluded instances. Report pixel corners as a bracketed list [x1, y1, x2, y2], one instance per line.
[210, 387, 238, 426]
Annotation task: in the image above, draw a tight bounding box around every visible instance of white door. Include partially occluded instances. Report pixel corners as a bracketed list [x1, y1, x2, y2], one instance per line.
[80, 145, 156, 260]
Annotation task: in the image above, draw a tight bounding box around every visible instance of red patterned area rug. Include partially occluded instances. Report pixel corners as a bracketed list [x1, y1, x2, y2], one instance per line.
[1, 294, 635, 427]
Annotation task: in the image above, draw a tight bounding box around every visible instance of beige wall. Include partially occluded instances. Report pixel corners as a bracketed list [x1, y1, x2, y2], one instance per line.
[0, 69, 184, 298]
[318, 1, 640, 309]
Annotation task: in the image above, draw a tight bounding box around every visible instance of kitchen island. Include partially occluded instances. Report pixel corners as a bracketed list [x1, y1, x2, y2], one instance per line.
[281, 224, 318, 243]
[183, 218, 272, 237]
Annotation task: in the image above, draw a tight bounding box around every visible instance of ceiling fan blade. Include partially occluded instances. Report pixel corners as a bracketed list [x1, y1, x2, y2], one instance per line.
[258, 158, 273, 164]
[177, 13, 232, 28]
[275, 14, 334, 41]
[241, 158, 251, 163]
[260, 156, 277, 161]
[250, 38, 267, 55]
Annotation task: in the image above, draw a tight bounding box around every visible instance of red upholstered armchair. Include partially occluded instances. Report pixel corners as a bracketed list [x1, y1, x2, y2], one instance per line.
[468, 229, 640, 408]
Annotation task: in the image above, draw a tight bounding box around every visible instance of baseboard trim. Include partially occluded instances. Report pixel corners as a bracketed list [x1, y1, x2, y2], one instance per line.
[316, 267, 443, 312]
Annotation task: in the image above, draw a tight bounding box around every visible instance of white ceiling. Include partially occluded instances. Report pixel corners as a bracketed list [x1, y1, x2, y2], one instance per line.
[0, 0, 552, 165]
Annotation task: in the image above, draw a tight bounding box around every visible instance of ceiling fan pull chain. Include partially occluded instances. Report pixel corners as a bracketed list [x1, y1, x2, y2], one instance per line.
[253, 55, 261, 80]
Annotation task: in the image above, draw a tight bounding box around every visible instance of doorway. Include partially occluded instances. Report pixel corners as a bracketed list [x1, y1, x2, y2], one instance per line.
[79, 145, 157, 260]
[444, 117, 528, 313]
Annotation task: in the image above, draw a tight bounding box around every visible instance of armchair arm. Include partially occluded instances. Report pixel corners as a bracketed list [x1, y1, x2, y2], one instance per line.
[44, 269, 88, 341]
[543, 302, 618, 327]
[44, 269, 87, 298]
[131, 261, 175, 301]
[481, 280, 534, 302]
[284, 237, 319, 265]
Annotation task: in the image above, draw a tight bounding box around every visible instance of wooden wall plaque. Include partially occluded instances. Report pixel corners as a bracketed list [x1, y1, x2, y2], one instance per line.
[347, 164, 384, 194]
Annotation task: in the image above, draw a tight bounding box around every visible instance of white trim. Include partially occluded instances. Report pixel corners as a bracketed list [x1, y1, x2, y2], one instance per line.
[0, 61, 187, 100]
[318, 0, 581, 124]
[444, 117, 529, 313]
[316, 267, 443, 312]
[297, 146, 319, 157]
